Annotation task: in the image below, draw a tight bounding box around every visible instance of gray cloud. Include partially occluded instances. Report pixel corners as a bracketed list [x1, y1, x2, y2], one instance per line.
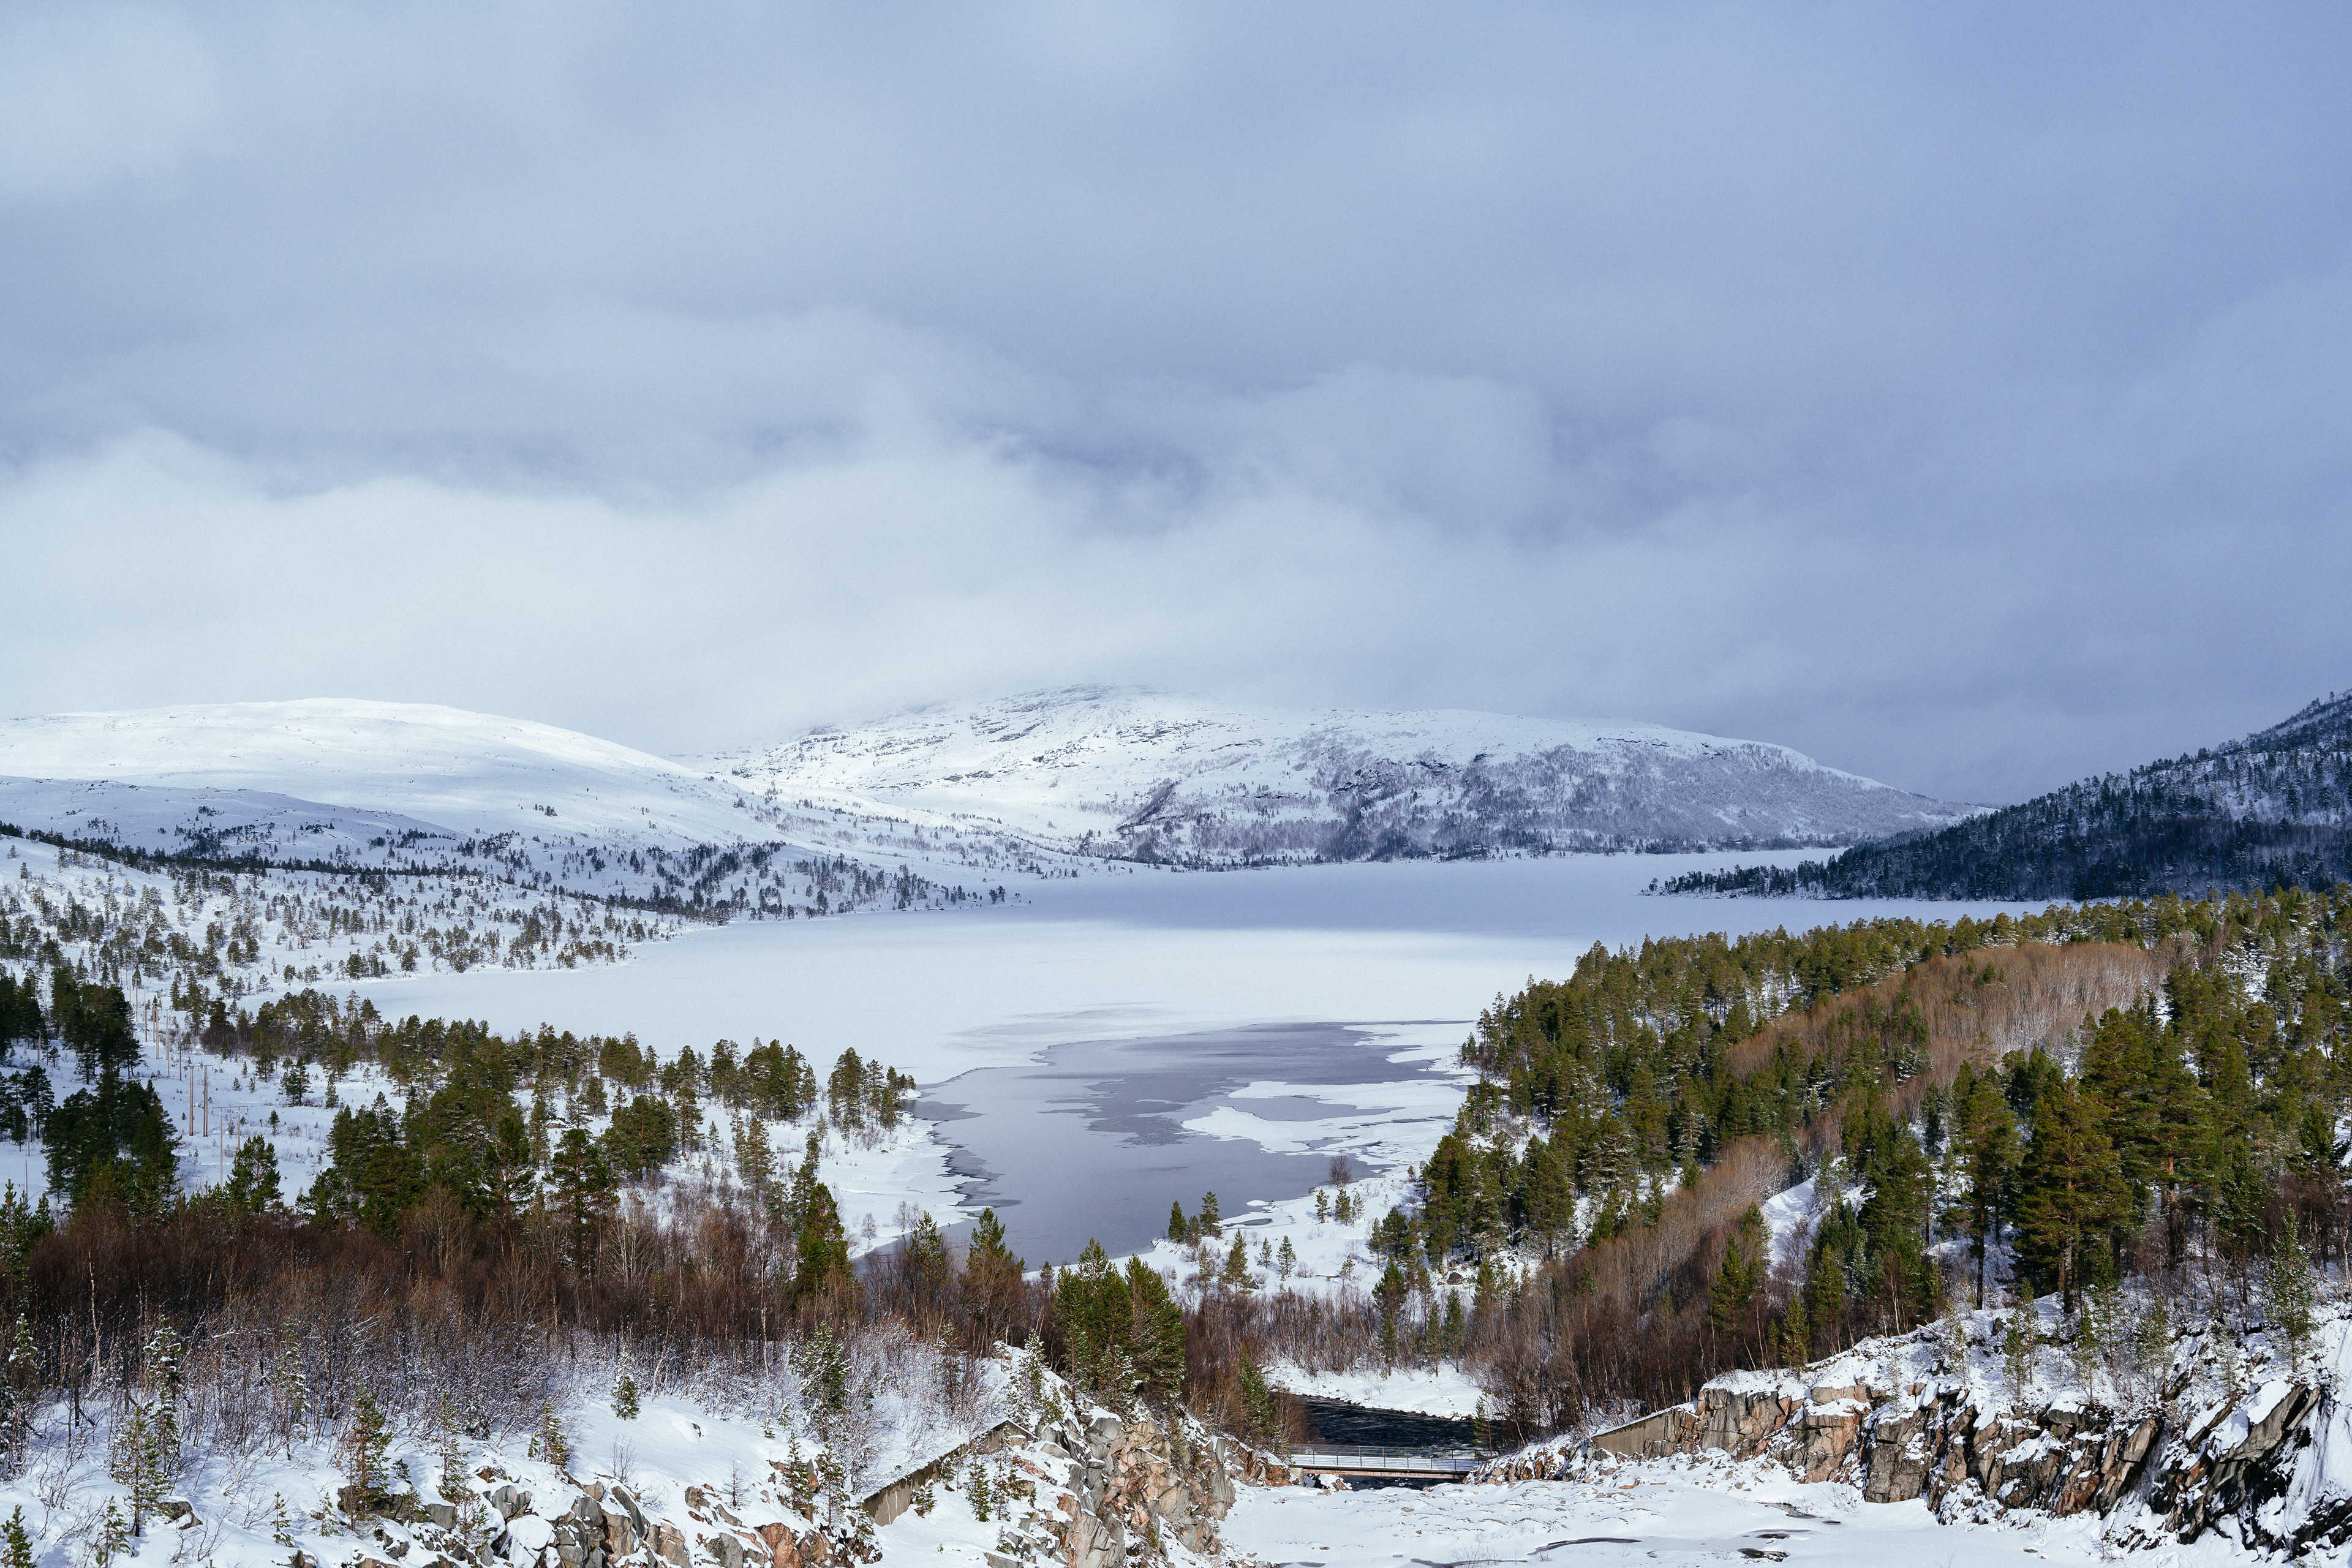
[3, 2, 2349, 802]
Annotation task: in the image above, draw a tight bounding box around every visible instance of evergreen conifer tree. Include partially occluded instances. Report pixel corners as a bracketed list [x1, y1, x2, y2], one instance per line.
[1953, 1066, 2018, 1307]
[2015, 1082, 2130, 1312]
[612, 1349, 641, 1419]
[2001, 1308, 2036, 1406]
[342, 1388, 393, 1510]
[2266, 1227, 2318, 1362]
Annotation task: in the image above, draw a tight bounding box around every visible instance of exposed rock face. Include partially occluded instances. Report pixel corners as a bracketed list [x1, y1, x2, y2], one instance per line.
[321, 1367, 1273, 1568]
[1495, 1363, 2352, 1555]
[1033, 1409, 1256, 1567]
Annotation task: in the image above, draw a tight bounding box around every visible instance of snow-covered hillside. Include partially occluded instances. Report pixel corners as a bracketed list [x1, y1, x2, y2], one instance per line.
[0, 701, 1059, 909]
[712, 687, 1981, 866]
[0, 698, 775, 857]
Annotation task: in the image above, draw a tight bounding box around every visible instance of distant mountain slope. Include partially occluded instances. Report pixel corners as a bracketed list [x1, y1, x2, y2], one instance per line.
[0, 699, 766, 851]
[0, 699, 1039, 911]
[1663, 690, 2352, 900]
[711, 686, 1980, 865]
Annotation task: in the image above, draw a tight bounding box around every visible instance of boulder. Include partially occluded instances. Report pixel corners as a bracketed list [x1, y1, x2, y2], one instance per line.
[507, 1516, 556, 1558]
[753, 1522, 804, 1568]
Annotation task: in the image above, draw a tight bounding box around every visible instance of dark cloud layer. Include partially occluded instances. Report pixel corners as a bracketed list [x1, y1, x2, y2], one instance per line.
[3, 3, 2348, 802]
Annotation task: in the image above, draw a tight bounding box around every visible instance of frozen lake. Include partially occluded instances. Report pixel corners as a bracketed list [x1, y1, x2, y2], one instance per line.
[360, 853, 2033, 1249]
[916, 1020, 1463, 1267]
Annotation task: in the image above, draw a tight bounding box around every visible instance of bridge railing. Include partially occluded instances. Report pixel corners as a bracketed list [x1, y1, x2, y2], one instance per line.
[1289, 1444, 1488, 1474]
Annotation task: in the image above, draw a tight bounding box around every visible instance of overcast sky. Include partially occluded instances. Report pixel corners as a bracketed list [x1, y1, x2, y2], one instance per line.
[2, 4, 2347, 803]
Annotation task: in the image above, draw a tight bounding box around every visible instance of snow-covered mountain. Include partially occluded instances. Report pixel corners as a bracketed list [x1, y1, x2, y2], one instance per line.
[0, 699, 1049, 910]
[711, 686, 1980, 865]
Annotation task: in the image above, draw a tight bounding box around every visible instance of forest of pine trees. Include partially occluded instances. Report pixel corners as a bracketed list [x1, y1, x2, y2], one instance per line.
[1661, 690, 2352, 901]
[1298, 883, 2352, 1435]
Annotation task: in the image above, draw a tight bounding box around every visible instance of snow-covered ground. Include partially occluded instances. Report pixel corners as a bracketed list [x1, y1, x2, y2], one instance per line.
[1224, 1452, 2122, 1567]
[0, 1330, 1060, 1568]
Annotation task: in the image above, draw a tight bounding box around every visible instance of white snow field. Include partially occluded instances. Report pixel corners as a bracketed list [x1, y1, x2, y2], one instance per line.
[710, 685, 1984, 865]
[1222, 1455, 2120, 1568]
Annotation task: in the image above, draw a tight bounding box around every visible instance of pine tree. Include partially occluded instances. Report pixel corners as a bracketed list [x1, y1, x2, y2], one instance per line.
[1707, 1205, 1766, 1351]
[92, 1499, 127, 1568]
[483, 1110, 537, 1224]
[110, 1406, 154, 1536]
[1776, 1289, 1810, 1368]
[1276, 1235, 1297, 1280]
[141, 1322, 183, 1477]
[2266, 1226, 2318, 1362]
[791, 1180, 854, 1308]
[1122, 1259, 1185, 1408]
[2, 1316, 34, 1477]
[1952, 1065, 2018, 1306]
[612, 1349, 641, 1420]
[2001, 1308, 2036, 1407]
[342, 1387, 393, 1510]
[527, 1398, 570, 1471]
[223, 1134, 282, 1213]
[549, 1128, 617, 1281]
[434, 1392, 472, 1503]
[2015, 1082, 2130, 1313]
[271, 1324, 310, 1457]
[1, 1505, 31, 1568]
[1167, 1200, 1189, 1245]
[1237, 1354, 1284, 1453]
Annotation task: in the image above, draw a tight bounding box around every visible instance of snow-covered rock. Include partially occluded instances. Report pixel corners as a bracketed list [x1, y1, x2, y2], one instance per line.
[1484, 1302, 2352, 1559]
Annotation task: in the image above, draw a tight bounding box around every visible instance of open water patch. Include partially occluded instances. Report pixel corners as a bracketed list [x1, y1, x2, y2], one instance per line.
[916, 1021, 1441, 1267]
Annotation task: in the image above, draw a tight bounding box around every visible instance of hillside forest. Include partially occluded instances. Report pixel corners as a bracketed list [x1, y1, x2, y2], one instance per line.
[1663, 691, 2352, 902]
[1325, 885, 2352, 1434]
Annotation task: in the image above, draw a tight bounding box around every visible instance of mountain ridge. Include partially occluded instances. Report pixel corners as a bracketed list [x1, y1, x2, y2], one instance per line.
[1662, 686, 2352, 900]
[712, 685, 1982, 866]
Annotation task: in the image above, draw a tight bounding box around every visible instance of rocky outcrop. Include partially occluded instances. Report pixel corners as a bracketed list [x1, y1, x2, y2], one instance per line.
[1018, 1408, 1251, 1567]
[1489, 1350, 2352, 1555]
[1573, 1373, 2173, 1517]
[322, 1367, 1273, 1568]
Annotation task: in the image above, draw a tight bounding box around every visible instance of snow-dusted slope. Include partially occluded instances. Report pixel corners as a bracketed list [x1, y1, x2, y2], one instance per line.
[0, 699, 769, 850]
[0, 699, 1069, 905]
[712, 686, 1981, 865]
